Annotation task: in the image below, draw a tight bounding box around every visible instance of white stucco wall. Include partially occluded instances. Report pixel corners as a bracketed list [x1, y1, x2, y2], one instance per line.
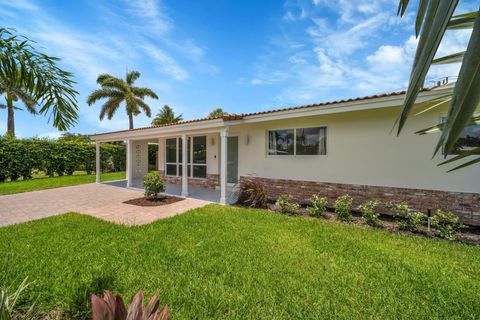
[231, 105, 480, 194]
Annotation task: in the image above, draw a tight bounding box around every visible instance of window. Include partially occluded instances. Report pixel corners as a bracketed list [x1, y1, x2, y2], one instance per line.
[268, 126, 327, 156]
[165, 136, 207, 178]
[442, 116, 480, 155]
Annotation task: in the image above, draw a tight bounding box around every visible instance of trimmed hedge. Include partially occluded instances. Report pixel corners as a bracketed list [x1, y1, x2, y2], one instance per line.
[0, 136, 126, 182]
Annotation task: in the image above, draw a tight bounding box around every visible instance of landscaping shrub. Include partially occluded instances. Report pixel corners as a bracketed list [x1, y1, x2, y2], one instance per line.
[91, 290, 169, 320]
[0, 136, 126, 181]
[238, 180, 268, 208]
[307, 195, 327, 218]
[398, 211, 426, 233]
[334, 195, 353, 222]
[143, 172, 165, 199]
[389, 202, 426, 233]
[358, 200, 383, 228]
[431, 210, 464, 240]
[276, 194, 300, 215]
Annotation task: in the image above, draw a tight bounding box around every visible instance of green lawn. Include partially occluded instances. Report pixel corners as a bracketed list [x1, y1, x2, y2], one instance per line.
[0, 171, 125, 195]
[1, 205, 479, 319]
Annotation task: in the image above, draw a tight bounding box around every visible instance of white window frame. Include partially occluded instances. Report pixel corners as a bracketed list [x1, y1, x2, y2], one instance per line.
[266, 125, 328, 158]
[164, 135, 208, 179]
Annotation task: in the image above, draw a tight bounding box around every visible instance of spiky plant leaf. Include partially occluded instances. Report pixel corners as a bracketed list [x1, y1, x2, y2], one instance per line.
[448, 11, 478, 30]
[432, 51, 465, 64]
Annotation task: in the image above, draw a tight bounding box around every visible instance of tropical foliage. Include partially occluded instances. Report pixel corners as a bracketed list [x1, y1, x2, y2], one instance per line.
[143, 172, 165, 199]
[0, 28, 78, 137]
[87, 71, 158, 129]
[208, 107, 226, 118]
[0, 136, 125, 182]
[396, 2, 480, 170]
[276, 194, 300, 214]
[334, 194, 353, 222]
[91, 290, 169, 320]
[431, 210, 465, 240]
[238, 179, 268, 208]
[307, 195, 328, 218]
[151, 105, 183, 126]
[0, 278, 35, 320]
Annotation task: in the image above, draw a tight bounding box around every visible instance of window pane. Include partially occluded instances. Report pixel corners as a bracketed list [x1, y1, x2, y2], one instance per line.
[442, 117, 480, 155]
[179, 164, 182, 176]
[296, 127, 327, 155]
[193, 136, 207, 164]
[166, 138, 176, 163]
[166, 164, 177, 176]
[193, 165, 207, 178]
[268, 130, 294, 155]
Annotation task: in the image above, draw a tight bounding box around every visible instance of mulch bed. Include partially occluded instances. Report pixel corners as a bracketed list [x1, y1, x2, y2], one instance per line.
[263, 203, 480, 245]
[124, 195, 184, 207]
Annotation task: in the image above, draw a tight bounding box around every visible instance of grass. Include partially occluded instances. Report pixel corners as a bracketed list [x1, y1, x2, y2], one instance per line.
[0, 171, 125, 195]
[1, 205, 479, 319]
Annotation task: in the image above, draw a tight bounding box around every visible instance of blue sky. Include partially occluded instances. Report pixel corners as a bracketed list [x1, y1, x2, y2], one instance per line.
[0, 0, 474, 138]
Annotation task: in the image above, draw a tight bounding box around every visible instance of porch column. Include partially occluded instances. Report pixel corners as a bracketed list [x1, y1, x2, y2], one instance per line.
[181, 134, 189, 197]
[126, 139, 133, 188]
[95, 142, 100, 183]
[219, 127, 229, 205]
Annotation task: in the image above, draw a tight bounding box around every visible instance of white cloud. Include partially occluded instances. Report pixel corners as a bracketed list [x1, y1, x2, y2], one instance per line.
[141, 43, 189, 81]
[124, 0, 172, 35]
[38, 131, 63, 139]
[251, 79, 264, 85]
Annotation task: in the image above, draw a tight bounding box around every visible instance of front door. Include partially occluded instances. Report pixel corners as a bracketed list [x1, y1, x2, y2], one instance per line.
[227, 136, 238, 183]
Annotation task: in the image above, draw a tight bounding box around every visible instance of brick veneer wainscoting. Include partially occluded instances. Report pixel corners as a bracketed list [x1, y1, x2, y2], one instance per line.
[159, 170, 219, 189]
[240, 176, 480, 226]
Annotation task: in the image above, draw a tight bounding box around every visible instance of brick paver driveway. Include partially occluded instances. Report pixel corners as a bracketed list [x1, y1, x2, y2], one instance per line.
[0, 183, 210, 227]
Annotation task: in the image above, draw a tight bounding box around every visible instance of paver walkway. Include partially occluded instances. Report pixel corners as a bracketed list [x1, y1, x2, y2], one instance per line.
[0, 183, 210, 227]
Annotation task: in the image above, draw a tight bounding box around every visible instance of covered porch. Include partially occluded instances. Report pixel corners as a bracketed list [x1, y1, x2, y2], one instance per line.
[92, 124, 240, 205]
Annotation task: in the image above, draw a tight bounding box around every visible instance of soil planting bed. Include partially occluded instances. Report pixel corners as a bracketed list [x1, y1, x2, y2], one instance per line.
[124, 195, 184, 207]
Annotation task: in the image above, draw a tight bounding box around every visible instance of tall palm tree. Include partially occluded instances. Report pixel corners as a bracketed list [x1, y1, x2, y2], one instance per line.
[0, 28, 79, 137]
[396, 2, 480, 170]
[208, 107, 226, 118]
[0, 83, 36, 137]
[87, 71, 158, 129]
[151, 105, 183, 125]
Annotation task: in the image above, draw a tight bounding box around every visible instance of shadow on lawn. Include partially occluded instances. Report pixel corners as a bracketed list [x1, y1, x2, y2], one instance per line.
[68, 274, 116, 319]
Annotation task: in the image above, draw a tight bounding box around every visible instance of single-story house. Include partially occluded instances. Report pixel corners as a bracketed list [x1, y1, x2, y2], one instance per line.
[89, 85, 480, 225]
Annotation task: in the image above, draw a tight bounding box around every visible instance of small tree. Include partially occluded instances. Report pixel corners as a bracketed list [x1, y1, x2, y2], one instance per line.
[143, 172, 165, 199]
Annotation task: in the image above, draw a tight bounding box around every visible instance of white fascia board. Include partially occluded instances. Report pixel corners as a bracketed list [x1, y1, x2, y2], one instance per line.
[90, 119, 225, 142]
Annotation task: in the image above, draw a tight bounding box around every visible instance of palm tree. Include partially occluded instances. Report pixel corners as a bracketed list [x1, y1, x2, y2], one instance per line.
[87, 71, 158, 129]
[396, 2, 480, 170]
[0, 28, 79, 137]
[151, 105, 183, 125]
[208, 107, 226, 118]
[0, 84, 36, 137]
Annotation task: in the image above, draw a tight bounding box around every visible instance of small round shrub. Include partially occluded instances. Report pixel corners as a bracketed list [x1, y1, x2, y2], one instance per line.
[276, 194, 300, 215]
[307, 195, 328, 218]
[389, 202, 425, 233]
[334, 195, 353, 222]
[358, 200, 383, 228]
[143, 172, 165, 199]
[431, 210, 464, 240]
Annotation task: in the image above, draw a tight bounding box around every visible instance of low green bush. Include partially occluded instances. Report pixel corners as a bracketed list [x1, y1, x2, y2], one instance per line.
[307, 195, 327, 218]
[389, 202, 426, 233]
[143, 172, 165, 199]
[431, 210, 464, 240]
[276, 194, 300, 215]
[334, 195, 353, 222]
[358, 200, 383, 228]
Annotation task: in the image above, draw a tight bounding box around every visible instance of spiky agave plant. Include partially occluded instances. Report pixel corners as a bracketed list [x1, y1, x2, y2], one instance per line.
[91, 290, 169, 320]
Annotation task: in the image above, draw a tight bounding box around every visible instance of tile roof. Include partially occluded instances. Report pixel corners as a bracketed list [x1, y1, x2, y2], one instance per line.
[90, 88, 431, 137]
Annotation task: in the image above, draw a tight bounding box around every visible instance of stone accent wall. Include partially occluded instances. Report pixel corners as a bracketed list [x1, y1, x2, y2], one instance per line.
[240, 176, 480, 226]
[159, 170, 219, 189]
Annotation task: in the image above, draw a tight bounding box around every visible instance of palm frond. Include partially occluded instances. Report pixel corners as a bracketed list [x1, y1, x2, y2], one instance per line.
[396, 0, 459, 135]
[415, 0, 429, 36]
[432, 51, 464, 64]
[397, 0, 410, 16]
[438, 11, 480, 155]
[87, 89, 123, 106]
[135, 97, 152, 117]
[99, 96, 124, 120]
[126, 70, 140, 85]
[131, 87, 159, 99]
[96, 73, 114, 84]
[415, 115, 480, 135]
[438, 147, 480, 172]
[448, 11, 478, 30]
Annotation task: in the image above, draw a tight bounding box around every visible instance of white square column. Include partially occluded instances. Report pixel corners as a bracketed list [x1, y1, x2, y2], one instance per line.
[181, 134, 189, 197]
[95, 142, 101, 183]
[219, 127, 229, 205]
[126, 139, 133, 188]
